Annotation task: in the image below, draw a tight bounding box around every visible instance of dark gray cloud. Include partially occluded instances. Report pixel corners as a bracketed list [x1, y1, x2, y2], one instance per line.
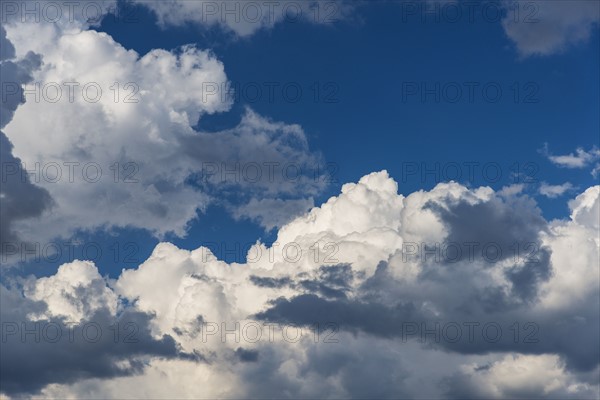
[0, 284, 187, 397]
[0, 26, 52, 255]
[256, 258, 598, 378]
[255, 293, 425, 338]
[249, 275, 293, 289]
[424, 193, 553, 306]
[0, 133, 53, 252]
[251, 264, 354, 299]
[230, 334, 411, 399]
[298, 264, 354, 300]
[235, 347, 259, 363]
[424, 195, 547, 261]
[0, 26, 16, 61]
[0, 26, 42, 127]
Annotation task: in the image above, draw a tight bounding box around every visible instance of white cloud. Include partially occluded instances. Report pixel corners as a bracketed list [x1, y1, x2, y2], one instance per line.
[568, 185, 600, 232]
[2, 3, 599, 396]
[3, 22, 223, 241]
[539, 182, 574, 198]
[549, 149, 600, 168]
[2, 21, 324, 249]
[452, 354, 599, 399]
[541, 144, 600, 171]
[23, 260, 118, 323]
[133, 0, 355, 37]
[499, 183, 525, 197]
[501, 0, 600, 56]
[2, 172, 598, 398]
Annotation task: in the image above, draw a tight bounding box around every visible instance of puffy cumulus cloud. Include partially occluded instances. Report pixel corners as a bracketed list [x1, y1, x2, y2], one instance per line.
[501, 0, 600, 57]
[2, 172, 598, 398]
[0, 272, 188, 396]
[536, 186, 599, 310]
[568, 186, 600, 231]
[22, 260, 119, 323]
[133, 0, 355, 37]
[2, 21, 325, 250]
[2, 21, 225, 242]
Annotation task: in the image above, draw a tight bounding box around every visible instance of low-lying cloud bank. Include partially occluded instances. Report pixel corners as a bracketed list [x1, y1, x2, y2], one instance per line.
[2, 171, 598, 398]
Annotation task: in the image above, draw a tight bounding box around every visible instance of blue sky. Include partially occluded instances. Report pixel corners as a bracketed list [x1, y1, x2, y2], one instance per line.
[1, 1, 599, 398]
[11, 0, 597, 275]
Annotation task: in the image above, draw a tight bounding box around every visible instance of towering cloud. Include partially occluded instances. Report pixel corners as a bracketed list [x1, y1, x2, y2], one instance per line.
[1, 1, 598, 398]
[2, 172, 598, 398]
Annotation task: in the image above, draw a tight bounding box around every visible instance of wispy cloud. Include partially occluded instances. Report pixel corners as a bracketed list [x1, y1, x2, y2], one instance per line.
[539, 182, 575, 198]
[541, 143, 600, 170]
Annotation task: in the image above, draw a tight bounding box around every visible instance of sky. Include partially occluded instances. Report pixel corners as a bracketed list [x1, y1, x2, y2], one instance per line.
[0, 0, 599, 398]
